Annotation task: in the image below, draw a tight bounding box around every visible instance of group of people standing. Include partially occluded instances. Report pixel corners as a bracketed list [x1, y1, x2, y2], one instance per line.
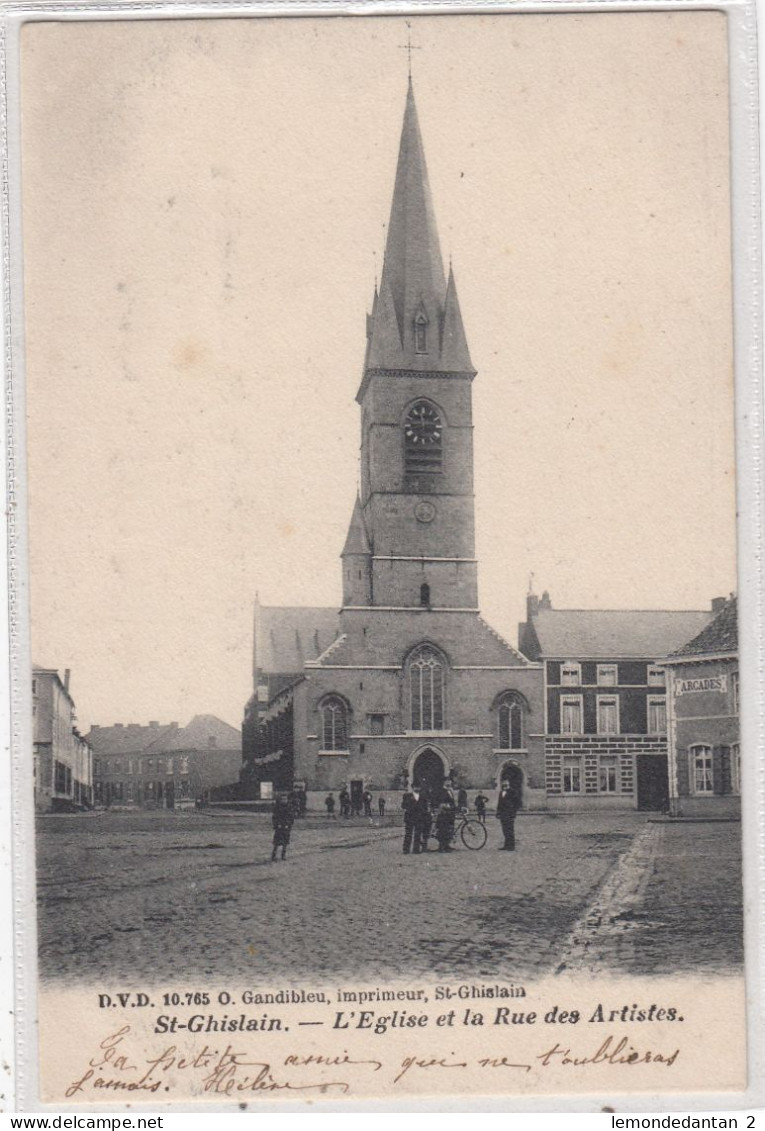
[402, 779, 520, 855]
[271, 776, 521, 861]
[324, 789, 386, 819]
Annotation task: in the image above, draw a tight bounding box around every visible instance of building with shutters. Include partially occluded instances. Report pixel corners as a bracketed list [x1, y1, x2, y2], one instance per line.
[661, 596, 739, 816]
[518, 591, 721, 810]
[241, 80, 546, 811]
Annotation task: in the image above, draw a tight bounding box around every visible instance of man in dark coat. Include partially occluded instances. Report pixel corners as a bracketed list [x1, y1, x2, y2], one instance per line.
[413, 787, 433, 854]
[401, 788, 418, 854]
[496, 778, 519, 850]
[339, 787, 351, 818]
[271, 793, 294, 861]
[363, 789, 373, 818]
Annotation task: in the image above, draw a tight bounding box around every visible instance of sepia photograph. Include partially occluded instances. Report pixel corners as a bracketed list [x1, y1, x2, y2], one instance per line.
[13, 7, 755, 1105]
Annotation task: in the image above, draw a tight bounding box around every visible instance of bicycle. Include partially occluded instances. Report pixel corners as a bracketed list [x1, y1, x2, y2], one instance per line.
[452, 807, 488, 850]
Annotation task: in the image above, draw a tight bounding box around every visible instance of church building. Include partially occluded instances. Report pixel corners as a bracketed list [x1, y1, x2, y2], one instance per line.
[242, 81, 545, 810]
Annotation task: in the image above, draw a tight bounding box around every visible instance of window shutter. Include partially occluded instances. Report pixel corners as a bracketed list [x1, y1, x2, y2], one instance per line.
[712, 746, 725, 795]
[719, 746, 732, 795]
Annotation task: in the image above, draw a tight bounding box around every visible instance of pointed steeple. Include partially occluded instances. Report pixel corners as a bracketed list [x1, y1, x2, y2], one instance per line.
[341, 495, 371, 556]
[440, 263, 473, 371]
[361, 80, 475, 387]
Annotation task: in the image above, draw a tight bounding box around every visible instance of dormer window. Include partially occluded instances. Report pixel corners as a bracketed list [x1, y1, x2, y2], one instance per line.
[414, 311, 428, 354]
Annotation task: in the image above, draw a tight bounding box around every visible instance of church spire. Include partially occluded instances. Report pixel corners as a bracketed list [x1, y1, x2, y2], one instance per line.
[362, 81, 474, 384]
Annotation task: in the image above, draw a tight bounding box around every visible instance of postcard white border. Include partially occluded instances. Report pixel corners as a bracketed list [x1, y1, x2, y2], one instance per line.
[1, 0, 762, 1113]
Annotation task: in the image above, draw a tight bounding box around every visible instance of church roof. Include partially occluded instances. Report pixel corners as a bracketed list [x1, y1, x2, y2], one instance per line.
[529, 608, 713, 660]
[341, 495, 371, 556]
[255, 605, 340, 673]
[667, 596, 737, 659]
[362, 80, 474, 384]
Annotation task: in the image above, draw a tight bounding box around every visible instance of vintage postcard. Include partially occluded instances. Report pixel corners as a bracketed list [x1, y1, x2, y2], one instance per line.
[6, 2, 764, 1111]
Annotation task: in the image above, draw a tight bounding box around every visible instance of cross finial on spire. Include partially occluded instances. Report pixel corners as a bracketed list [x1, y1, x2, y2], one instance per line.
[399, 20, 422, 78]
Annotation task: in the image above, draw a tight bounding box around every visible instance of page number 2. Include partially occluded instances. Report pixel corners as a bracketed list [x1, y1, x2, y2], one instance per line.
[748, 1118, 755, 1128]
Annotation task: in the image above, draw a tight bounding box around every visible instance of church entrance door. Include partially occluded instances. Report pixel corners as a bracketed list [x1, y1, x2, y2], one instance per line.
[411, 748, 446, 795]
[350, 780, 364, 815]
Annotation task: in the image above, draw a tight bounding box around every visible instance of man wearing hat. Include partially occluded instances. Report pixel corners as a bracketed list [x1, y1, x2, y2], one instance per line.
[496, 778, 519, 850]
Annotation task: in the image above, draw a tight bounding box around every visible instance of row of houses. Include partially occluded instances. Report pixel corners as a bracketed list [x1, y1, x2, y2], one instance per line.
[32, 666, 242, 813]
[86, 715, 241, 809]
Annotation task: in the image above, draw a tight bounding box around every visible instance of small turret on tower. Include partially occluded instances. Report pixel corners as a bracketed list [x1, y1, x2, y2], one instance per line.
[341, 495, 372, 605]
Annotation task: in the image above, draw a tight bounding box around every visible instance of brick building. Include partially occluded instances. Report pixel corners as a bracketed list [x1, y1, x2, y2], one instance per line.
[242, 81, 546, 810]
[88, 714, 241, 809]
[518, 592, 718, 810]
[662, 596, 740, 816]
[33, 666, 93, 812]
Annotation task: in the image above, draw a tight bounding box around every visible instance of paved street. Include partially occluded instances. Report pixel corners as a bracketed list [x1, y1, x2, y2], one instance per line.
[36, 810, 743, 985]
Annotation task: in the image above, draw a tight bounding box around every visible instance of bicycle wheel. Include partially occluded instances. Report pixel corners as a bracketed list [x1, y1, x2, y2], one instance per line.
[460, 819, 487, 850]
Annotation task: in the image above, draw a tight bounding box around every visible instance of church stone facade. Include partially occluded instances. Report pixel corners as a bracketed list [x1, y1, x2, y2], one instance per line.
[242, 82, 545, 810]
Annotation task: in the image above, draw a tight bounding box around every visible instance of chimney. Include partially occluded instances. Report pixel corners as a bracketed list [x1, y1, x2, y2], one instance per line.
[114, 723, 123, 728]
[711, 596, 726, 615]
[540, 590, 552, 611]
[149, 721, 159, 728]
[63, 668, 71, 692]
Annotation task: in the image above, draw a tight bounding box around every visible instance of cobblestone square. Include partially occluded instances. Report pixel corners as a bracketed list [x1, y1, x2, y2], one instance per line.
[36, 810, 743, 986]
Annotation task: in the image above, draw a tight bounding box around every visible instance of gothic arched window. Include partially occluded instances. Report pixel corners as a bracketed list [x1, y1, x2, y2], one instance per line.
[408, 645, 446, 731]
[320, 696, 348, 751]
[404, 401, 442, 475]
[496, 693, 524, 750]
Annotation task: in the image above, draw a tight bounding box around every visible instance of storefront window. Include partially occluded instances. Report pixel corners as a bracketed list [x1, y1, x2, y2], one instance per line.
[599, 756, 617, 793]
[563, 758, 582, 793]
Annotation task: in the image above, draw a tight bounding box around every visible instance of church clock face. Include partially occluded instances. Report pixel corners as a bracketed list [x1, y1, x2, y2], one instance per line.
[405, 403, 441, 445]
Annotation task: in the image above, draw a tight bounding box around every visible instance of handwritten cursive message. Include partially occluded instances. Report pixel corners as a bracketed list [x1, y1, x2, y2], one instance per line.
[64, 1025, 681, 1100]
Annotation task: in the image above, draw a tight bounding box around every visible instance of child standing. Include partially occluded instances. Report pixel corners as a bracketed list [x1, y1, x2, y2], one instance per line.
[271, 793, 294, 861]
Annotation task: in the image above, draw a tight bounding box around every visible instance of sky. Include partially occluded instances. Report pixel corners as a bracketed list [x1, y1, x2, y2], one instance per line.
[20, 11, 736, 731]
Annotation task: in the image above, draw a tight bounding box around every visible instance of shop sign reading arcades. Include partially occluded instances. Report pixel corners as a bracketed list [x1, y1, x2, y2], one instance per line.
[675, 674, 728, 696]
